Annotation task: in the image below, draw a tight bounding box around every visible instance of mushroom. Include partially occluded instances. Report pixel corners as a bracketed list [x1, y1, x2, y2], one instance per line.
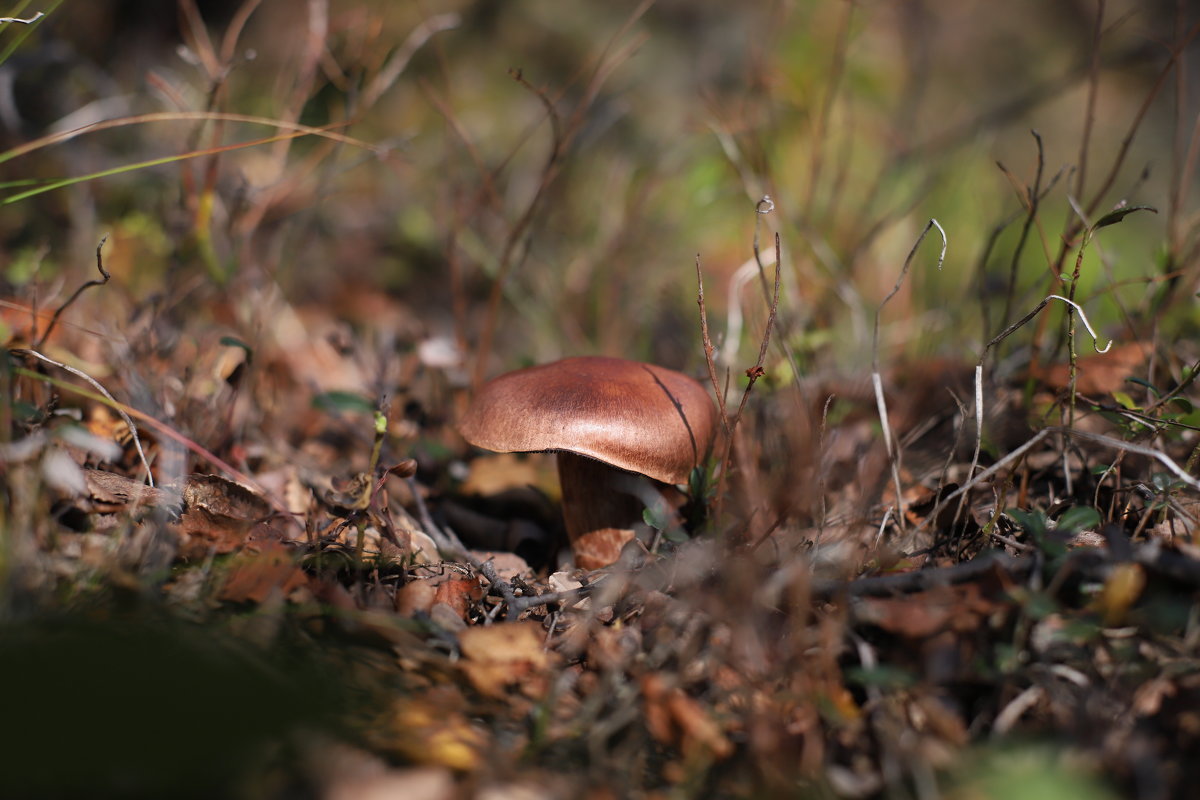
[459, 356, 718, 569]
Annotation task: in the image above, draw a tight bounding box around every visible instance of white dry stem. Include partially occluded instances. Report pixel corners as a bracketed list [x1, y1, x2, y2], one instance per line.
[721, 253, 777, 376]
[930, 219, 948, 265]
[959, 294, 1114, 525]
[1062, 443, 1074, 497]
[814, 393, 836, 555]
[928, 429, 1056, 533]
[1064, 427, 1200, 492]
[873, 505, 893, 550]
[952, 363, 985, 531]
[1049, 663, 1091, 687]
[872, 219, 947, 534]
[361, 13, 461, 109]
[872, 370, 902, 512]
[993, 685, 1045, 736]
[1042, 294, 1112, 353]
[720, 196, 787, 381]
[14, 349, 154, 487]
[850, 631, 883, 705]
[922, 426, 1200, 536]
[0, 12, 43, 24]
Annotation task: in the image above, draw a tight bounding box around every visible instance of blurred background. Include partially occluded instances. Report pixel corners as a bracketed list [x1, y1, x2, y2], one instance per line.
[2, 0, 1194, 376]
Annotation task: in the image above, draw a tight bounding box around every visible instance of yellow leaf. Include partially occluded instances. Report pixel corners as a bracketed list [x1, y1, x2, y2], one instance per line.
[386, 699, 484, 771]
[1096, 563, 1145, 626]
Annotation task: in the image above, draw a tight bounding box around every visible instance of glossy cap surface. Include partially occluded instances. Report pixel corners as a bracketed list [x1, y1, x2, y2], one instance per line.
[459, 356, 717, 485]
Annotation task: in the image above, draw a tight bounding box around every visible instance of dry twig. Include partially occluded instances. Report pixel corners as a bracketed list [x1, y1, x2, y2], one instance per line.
[871, 219, 947, 533]
[35, 238, 110, 349]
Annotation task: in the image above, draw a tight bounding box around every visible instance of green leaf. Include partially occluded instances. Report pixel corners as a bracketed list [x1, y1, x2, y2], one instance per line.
[1097, 410, 1131, 427]
[11, 400, 41, 423]
[1055, 506, 1099, 536]
[1123, 377, 1159, 397]
[955, 743, 1122, 800]
[688, 464, 714, 499]
[844, 664, 915, 690]
[312, 391, 374, 414]
[1006, 508, 1048, 538]
[662, 527, 690, 543]
[219, 336, 254, 363]
[1023, 590, 1060, 620]
[642, 507, 666, 531]
[1111, 391, 1138, 411]
[993, 643, 1021, 674]
[1151, 472, 1184, 493]
[1093, 204, 1157, 229]
[1009, 508, 1074, 559]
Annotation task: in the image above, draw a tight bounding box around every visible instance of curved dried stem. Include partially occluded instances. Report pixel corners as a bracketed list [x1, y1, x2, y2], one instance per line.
[14, 349, 153, 488]
[871, 219, 946, 534]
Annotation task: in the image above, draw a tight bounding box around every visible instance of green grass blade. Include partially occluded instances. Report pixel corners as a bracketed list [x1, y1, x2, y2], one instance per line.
[1, 128, 315, 205]
[0, 111, 386, 167]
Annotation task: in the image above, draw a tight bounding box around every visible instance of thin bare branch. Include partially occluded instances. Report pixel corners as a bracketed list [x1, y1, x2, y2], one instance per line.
[696, 254, 731, 437]
[713, 232, 782, 524]
[871, 219, 947, 374]
[36, 237, 110, 349]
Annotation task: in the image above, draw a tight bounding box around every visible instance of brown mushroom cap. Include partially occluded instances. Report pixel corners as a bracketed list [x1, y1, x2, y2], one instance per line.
[459, 356, 718, 485]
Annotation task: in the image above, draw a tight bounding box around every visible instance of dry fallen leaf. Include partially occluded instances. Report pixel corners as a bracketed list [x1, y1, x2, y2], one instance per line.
[851, 582, 1005, 639]
[321, 472, 374, 512]
[573, 527, 635, 571]
[183, 474, 273, 519]
[458, 621, 555, 698]
[305, 575, 359, 612]
[586, 625, 641, 673]
[218, 542, 307, 604]
[1033, 342, 1148, 396]
[433, 576, 483, 621]
[84, 469, 178, 511]
[176, 506, 255, 557]
[1132, 676, 1176, 716]
[173, 474, 284, 559]
[641, 673, 734, 760]
[472, 550, 533, 582]
[461, 452, 557, 498]
[397, 578, 437, 617]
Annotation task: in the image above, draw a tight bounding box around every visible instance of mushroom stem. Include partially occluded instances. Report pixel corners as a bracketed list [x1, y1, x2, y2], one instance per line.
[556, 452, 647, 570]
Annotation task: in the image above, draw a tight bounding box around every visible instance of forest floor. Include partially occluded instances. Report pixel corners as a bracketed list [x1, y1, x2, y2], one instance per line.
[4, 2, 1200, 799]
